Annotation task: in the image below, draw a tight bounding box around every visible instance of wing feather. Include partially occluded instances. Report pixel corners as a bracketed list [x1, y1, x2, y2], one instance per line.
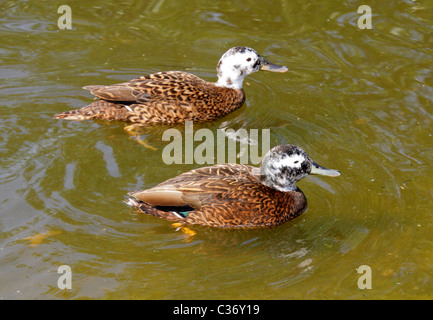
[129, 164, 260, 209]
[84, 71, 208, 103]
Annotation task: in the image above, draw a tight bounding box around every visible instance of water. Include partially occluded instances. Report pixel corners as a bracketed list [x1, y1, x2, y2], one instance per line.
[1, 0, 433, 299]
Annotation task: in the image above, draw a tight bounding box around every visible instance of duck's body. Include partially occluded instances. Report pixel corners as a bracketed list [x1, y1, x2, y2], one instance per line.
[55, 71, 245, 123]
[125, 145, 340, 228]
[55, 47, 287, 124]
[126, 164, 307, 228]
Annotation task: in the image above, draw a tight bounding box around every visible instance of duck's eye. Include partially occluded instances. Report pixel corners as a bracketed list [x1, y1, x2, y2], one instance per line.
[246, 57, 252, 62]
[294, 161, 299, 164]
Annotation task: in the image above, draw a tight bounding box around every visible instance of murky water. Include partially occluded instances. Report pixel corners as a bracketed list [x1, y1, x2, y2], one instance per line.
[1, 0, 433, 299]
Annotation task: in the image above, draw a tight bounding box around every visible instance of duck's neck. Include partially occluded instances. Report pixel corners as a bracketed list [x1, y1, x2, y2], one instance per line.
[215, 75, 245, 90]
[260, 177, 298, 192]
[215, 60, 246, 89]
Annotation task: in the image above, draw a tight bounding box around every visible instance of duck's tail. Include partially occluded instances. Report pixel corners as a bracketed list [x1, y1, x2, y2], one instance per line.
[54, 100, 132, 121]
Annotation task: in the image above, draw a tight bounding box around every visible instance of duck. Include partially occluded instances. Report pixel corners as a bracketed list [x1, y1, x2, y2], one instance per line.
[54, 47, 288, 124]
[125, 145, 340, 228]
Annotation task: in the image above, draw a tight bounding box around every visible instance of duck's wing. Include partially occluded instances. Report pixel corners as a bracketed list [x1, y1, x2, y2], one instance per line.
[84, 71, 207, 103]
[128, 164, 259, 209]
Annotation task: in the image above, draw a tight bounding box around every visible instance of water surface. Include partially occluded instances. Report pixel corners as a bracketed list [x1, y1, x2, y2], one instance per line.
[1, 0, 433, 299]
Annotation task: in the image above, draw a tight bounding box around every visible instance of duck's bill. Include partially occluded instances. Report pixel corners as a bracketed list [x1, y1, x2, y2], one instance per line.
[310, 162, 341, 177]
[260, 60, 288, 73]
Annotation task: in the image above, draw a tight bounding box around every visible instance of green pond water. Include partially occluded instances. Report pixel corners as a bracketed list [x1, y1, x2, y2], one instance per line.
[1, 0, 433, 299]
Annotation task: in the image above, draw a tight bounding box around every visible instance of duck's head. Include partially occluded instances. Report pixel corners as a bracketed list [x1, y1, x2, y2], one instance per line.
[259, 145, 340, 192]
[216, 46, 288, 89]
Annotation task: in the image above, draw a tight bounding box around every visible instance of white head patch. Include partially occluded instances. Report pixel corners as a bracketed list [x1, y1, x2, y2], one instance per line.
[215, 47, 262, 89]
[273, 153, 305, 170]
[259, 145, 312, 192]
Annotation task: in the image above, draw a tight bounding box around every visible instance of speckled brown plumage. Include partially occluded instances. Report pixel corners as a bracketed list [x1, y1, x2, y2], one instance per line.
[55, 71, 245, 124]
[127, 164, 307, 229]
